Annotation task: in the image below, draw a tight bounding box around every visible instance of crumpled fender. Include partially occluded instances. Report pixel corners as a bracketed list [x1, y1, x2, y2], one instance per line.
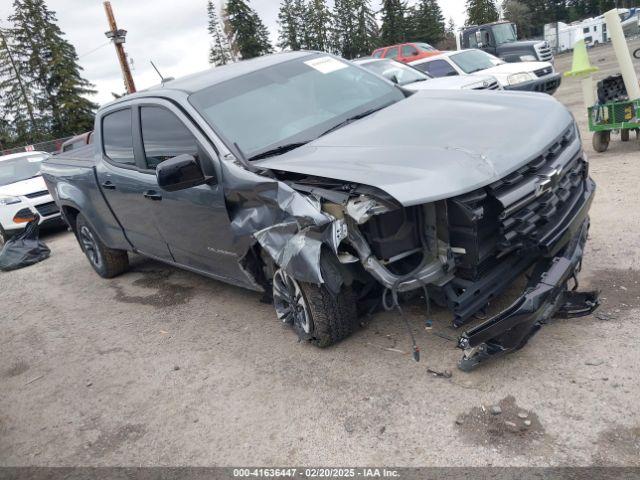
[220, 159, 341, 285]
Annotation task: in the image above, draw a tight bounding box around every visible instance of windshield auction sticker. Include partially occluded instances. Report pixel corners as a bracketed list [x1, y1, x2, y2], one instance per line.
[304, 56, 348, 74]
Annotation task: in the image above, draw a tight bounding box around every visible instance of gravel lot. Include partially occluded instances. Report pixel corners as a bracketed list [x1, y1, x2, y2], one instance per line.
[1, 40, 640, 467]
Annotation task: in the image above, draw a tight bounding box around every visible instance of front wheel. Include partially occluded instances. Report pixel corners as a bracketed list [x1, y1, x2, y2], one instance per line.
[634, 48, 640, 60]
[593, 131, 610, 153]
[75, 214, 129, 278]
[272, 269, 359, 347]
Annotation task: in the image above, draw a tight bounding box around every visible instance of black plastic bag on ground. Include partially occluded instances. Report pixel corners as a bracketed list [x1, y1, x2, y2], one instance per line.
[0, 219, 51, 272]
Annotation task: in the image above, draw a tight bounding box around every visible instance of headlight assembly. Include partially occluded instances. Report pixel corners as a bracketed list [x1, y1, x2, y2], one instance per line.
[507, 72, 535, 85]
[0, 195, 21, 206]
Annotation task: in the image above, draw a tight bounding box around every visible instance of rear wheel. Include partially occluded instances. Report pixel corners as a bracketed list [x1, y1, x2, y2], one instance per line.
[75, 214, 128, 278]
[621, 129, 630, 142]
[593, 131, 610, 153]
[272, 269, 358, 347]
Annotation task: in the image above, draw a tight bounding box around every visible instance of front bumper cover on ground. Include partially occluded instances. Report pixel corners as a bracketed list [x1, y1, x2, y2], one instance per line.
[457, 217, 599, 371]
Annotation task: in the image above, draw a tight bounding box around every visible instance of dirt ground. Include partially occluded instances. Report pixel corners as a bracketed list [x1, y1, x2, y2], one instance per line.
[1, 39, 640, 467]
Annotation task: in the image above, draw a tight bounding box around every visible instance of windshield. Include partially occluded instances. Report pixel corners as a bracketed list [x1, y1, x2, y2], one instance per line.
[0, 154, 47, 187]
[190, 54, 405, 159]
[361, 59, 431, 86]
[492, 23, 517, 45]
[450, 50, 502, 74]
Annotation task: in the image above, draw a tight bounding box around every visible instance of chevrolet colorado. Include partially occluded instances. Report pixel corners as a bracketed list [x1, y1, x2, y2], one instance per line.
[42, 51, 598, 370]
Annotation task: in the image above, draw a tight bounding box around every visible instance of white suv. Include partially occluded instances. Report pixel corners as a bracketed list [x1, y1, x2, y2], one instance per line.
[0, 151, 62, 244]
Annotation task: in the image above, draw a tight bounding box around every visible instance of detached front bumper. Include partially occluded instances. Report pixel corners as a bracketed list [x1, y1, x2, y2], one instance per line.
[505, 72, 562, 95]
[457, 213, 599, 371]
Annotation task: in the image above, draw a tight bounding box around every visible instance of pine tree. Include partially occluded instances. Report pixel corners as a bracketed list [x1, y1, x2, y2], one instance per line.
[208, 0, 233, 65]
[380, 0, 407, 46]
[502, 0, 531, 38]
[225, 0, 273, 59]
[351, 0, 379, 57]
[306, 0, 332, 52]
[438, 17, 458, 50]
[278, 0, 301, 50]
[0, 27, 38, 145]
[465, 0, 499, 26]
[8, 0, 97, 139]
[407, 0, 445, 45]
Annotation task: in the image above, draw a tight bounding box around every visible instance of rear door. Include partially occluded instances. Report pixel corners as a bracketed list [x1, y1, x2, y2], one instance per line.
[134, 99, 251, 284]
[95, 106, 173, 260]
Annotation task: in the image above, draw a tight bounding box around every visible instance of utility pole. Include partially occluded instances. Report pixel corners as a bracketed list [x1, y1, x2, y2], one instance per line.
[103, 1, 136, 94]
[0, 27, 38, 134]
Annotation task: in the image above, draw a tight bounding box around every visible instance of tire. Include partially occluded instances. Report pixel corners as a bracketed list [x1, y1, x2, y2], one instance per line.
[0, 224, 7, 248]
[75, 214, 128, 278]
[621, 129, 630, 142]
[634, 48, 640, 60]
[592, 131, 610, 153]
[272, 269, 359, 348]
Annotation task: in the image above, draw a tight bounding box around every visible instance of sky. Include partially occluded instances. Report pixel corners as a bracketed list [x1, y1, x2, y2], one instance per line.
[0, 0, 468, 106]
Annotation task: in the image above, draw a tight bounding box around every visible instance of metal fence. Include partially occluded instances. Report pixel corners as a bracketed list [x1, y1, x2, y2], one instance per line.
[0, 136, 74, 156]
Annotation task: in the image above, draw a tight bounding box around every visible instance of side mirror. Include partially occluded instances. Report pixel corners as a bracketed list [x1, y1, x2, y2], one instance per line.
[389, 74, 399, 84]
[412, 51, 419, 56]
[156, 154, 207, 192]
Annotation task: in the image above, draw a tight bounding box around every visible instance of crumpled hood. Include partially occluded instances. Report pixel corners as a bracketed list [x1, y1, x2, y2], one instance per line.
[0, 176, 47, 197]
[257, 90, 575, 206]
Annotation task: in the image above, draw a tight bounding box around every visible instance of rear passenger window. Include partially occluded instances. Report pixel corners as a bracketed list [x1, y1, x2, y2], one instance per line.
[402, 45, 417, 57]
[140, 107, 198, 170]
[424, 60, 458, 78]
[102, 109, 135, 166]
[372, 50, 383, 58]
[385, 47, 399, 59]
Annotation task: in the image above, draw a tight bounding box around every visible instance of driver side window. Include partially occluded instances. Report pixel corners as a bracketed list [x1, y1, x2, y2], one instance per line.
[140, 106, 199, 170]
[424, 60, 458, 78]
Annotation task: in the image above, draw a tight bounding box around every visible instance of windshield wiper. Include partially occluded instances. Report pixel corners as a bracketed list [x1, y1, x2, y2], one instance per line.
[320, 104, 391, 137]
[248, 142, 309, 161]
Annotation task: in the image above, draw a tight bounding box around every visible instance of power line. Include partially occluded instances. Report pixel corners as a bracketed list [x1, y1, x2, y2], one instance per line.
[77, 41, 110, 59]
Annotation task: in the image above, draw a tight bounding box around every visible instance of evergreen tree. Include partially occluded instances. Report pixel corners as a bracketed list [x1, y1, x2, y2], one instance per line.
[380, 0, 407, 45]
[278, 0, 301, 50]
[0, 27, 38, 145]
[306, 0, 332, 51]
[465, 0, 499, 26]
[502, 0, 531, 38]
[208, 0, 233, 66]
[407, 0, 445, 45]
[8, 0, 97, 139]
[225, 0, 273, 59]
[438, 17, 458, 50]
[352, 0, 379, 57]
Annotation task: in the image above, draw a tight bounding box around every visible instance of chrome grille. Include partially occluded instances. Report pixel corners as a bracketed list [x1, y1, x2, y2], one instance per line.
[535, 42, 554, 62]
[447, 126, 585, 279]
[534, 67, 553, 78]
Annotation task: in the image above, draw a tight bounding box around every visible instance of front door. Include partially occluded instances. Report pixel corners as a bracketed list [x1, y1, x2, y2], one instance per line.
[133, 100, 253, 285]
[94, 107, 172, 261]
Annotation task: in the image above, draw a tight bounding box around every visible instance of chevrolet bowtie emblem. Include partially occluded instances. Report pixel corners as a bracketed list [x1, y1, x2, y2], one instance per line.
[535, 167, 562, 197]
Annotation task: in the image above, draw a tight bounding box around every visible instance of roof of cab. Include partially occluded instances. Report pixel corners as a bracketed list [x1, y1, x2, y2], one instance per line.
[104, 51, 315, 109]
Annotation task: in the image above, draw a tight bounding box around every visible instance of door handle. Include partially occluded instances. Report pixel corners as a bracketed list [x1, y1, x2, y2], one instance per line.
[143, 190, 162, 201]
[101, 181, 116, 190]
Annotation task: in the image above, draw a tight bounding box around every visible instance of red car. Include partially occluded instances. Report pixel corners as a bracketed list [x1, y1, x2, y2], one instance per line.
[372, 42, 440, 64]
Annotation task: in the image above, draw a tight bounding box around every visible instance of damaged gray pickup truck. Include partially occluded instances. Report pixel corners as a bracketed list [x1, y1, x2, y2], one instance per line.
[42, 51, 599, 370]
